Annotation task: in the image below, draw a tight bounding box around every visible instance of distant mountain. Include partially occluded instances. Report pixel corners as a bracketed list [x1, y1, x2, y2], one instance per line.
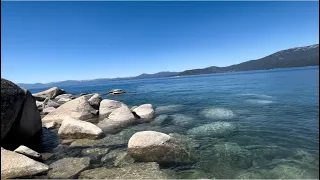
[132, 71, 179, 79]
[18, 71, 179, 89]
[178, 44, 319, 76]
[18, 44, 319, 89]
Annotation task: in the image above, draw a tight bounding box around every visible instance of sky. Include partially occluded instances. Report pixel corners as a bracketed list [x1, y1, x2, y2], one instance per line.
[1, 1, 319, 84]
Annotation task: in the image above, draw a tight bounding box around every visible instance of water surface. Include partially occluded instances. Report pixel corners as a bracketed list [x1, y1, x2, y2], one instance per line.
[30, 66, 319, 179]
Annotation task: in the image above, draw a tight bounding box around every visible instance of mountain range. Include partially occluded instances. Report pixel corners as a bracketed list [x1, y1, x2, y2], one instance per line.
[18, 44, 319, 89]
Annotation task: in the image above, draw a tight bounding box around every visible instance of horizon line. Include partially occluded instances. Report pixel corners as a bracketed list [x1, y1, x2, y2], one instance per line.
[15, 43, 319, 85]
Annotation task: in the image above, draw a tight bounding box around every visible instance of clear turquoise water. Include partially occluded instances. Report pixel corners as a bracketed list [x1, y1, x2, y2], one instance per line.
[30, 66, 319, 179]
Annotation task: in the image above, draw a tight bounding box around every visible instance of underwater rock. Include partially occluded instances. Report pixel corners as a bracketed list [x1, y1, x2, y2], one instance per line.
[200, 107, 235, 119]
[155, 105, 183, 114]
[79, 162, 167, 179]
[48, 157, 90, 179]
[187, 122, 236, 137]
[170, 114, 194, 127]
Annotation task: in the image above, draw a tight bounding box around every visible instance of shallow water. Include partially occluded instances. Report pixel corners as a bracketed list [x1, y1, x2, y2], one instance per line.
[30, 66, 319, 179]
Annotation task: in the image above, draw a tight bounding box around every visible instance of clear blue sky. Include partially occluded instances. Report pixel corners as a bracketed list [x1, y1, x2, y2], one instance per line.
[1, 1, 319, 83]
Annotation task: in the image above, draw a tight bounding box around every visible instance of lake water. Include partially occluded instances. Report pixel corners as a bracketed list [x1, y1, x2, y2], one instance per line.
[30, 66, 319, 179]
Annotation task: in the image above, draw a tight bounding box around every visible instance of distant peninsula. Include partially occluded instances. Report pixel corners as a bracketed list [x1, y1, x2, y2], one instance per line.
[19, 44, 319, 89]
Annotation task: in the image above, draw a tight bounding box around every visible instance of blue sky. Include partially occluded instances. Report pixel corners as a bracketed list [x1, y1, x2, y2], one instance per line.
[1, 1, 319, 83]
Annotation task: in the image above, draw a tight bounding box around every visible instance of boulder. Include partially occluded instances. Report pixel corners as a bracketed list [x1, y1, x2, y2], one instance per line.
[44, 100, 60, 108]
[99, 99, 126, 119]
[54, 94, 74, 100]
[57, 97, 73, 104]
[42, 95, 98, 125]
[131, 106, 138, 111]
[97, 106, 137, 133]
[128, 131, 196, 165]
[88, 93, 102, 109]
[43, 121, 58, 129]
[43, 107, 56, 115]
[35, 101, 43, 108]
[33, 95, 47, 101]
[48, 157, 90, 179]
[58, 117, 103, 139]
[79, 162, 166, 179]
[14, 145, 42, 160]
[33, 87, 65, 99]
[1, 148, 49, 179]
[133, 104, 155, 121]
[1, 79, 42, 150]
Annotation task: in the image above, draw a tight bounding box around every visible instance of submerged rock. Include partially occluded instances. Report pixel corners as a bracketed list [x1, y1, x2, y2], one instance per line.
[48, 157, 90, 179]
[187, 122, 236, 137]
[245, 99, 274, 105]
[270, 163, 314, 179]
[155, 105, 183, 114]
[99, 99, 126, 119]
[133, 104, 155, 120]
[42, 95, 98, 125]
[212, 142, 253, 169]
[164, 168, 210, 179]
[170, 114, 194, 127]
[81, 147, 109, 157]
[200, 107, 235, 119]
[114, 151, 135, 167]
[79, 162, 167, 179]
[128, 131, 196, 165]
[1, 148, 49, 179]
[70, 134, 127, 147]
[198, 142, 253, 178]
[150, 114, 169, 126]
[58, 117, 103, 139]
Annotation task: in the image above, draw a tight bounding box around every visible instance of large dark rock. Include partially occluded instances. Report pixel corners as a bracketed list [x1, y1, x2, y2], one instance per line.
[1, 78, 43, 151]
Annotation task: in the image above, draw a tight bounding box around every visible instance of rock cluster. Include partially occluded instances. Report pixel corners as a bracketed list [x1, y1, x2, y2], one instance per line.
[1, 83, 199, 179]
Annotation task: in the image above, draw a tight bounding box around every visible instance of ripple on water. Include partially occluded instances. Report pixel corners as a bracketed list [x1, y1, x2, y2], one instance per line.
[200, 108, 235, 120]
[187, 122, 236, 137]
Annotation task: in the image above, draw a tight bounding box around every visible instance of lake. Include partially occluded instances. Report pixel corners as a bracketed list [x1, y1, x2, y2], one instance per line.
[30, 66, 319, 179]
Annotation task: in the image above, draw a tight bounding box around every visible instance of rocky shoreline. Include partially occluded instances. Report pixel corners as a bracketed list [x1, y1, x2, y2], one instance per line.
[1, 78, 199, 179]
